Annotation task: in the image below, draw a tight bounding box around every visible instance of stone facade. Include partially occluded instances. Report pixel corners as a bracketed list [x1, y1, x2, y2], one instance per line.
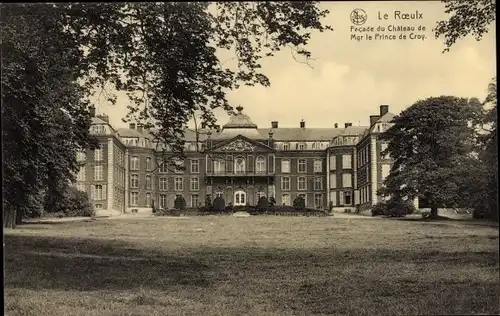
[75, 105, 406, 214]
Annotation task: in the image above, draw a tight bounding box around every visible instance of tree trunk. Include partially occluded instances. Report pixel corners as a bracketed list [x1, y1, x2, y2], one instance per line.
[3, 208, 17, 229]
[430, 204, 438, 218]
[15, 208, 24, 225]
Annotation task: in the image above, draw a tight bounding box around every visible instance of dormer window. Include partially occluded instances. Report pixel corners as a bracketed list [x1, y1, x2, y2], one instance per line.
[297, 142, 307, 150]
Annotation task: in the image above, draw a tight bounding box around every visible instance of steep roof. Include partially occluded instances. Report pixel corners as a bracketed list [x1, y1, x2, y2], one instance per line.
[116, 128, 144, 138]
[91, 117, 109, 125]
[378, 112, 395, 123]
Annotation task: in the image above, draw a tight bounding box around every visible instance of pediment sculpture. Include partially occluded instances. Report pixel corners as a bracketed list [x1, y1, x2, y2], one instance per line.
[220, 139, 256, 152]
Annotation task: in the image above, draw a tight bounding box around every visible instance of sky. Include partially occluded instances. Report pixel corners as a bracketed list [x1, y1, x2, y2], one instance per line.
[93, 1, 496, 129]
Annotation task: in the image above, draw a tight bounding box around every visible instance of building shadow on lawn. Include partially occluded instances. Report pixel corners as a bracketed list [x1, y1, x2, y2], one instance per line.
[4, 234, 212, 292]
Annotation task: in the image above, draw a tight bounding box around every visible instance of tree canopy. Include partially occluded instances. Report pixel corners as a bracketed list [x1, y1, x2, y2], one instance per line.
[435, 0, 496, 52]
[378, 96, 484, 217]
[1, 2, 331, 227]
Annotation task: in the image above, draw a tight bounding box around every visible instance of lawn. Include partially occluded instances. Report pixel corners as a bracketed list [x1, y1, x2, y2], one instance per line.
[4, 216, 499, 316]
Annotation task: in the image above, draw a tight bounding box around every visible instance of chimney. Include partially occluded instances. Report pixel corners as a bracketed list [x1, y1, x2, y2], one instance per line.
[344, 122, 352, 128]
[370, 115, 380, 126]
[137, 124, 143, 133]
[129, 123, 136, 130]
[380, 105, 389, 116]
[300, 120, 305, 128]
[89, 105, 96, 117]
[97, 114, 109, 123]
[334, 123, 338, 128]
[271, 121, 278, 129]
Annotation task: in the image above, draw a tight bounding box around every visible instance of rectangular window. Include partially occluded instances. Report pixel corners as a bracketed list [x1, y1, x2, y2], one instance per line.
[282, 193, 291, 206]
[159, 177, 168, 191]
[130, 174, 139, 188]
[94, 147, 103, 162]
[146, 157, 152, 170]
[190, 177, 199, 191]
[297, 143, 307, 150]
[130, 156, 140, 170]
[298, 159, 307, 173]
[190, 159, 199, 173]
[130, 192, 138, 206]
[174, 177, 183, 191]
[281, 177, 290, 191]
[77, 166, 86, 181]
[145, 193, 152, 207]
[160, 194, 167, 209]
[344, 191, 352, 205]
[281, 159, 290, 173]
[145, 175, 152, 190]
[314, 193, 323, 209]
[94, 165, 103, 181]
[329, 191, 337, 206]
[380, 143, 389, 159]
[191, 194, 199, 207]
[160, 162, 169, 173]
[214, 160, 225, 173]
[94, 184, 105, 200]
[382, 164, 391, 181]
[329, 174, 337, 189]
[77, 151, 86, 162]
[313, 160, 322, 173]
[314, 177, 323, 190]
[77, 184, 86, 192]
[329, 155, 336, 170]
[298, 176, 307, 191]
[342, 154, 352, 169]
[342, 173, 352, 188]
[174, 159, 184, 173]
[283, 142, 290, 151]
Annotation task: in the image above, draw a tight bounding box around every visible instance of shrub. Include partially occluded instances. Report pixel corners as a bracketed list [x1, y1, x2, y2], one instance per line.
[174, 195, 186, 211]
[152, 200, 157, 214]
[269, 196, 276, 207]
[256, 197, 269, 211]
[64, 187, 94, 217]
[213, 196, 225, 212]
[371, 199, 416, 217]
[371, 201, 387, 216]
[204, 195, 212, 208]
[328, 201, 334, 212]
[293, 196, 306, 210]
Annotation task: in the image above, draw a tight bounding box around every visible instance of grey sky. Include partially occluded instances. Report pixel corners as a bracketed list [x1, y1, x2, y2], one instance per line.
[94, 1, 496, 129]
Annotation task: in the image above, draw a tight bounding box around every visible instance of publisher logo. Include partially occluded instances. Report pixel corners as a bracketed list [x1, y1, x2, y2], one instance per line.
[350, 9, 367, 25]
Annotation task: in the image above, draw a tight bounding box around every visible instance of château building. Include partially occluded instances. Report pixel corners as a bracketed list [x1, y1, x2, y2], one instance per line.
[75, 104, 413, 215]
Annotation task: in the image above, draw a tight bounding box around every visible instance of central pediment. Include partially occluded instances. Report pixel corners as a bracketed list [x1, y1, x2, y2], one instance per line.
[211, 135, 273, 152]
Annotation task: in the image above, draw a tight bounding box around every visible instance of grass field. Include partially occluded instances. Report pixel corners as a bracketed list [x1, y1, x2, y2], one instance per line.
[4, 216, 499, 316]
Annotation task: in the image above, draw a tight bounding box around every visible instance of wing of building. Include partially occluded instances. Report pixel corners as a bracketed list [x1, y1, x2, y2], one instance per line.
[74, 105, 414, 216]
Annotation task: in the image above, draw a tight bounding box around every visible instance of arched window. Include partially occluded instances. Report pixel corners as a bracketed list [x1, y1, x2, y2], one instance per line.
[255, 156, 266, 173]
[234, 157, 246, 174]
[234, 190, 246, 206]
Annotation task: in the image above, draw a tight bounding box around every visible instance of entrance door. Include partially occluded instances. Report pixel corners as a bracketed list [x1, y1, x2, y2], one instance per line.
[234, 190, 247, 206]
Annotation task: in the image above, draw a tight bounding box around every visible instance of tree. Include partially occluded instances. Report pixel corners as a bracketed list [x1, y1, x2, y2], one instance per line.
[379, 96, 484, 218]
[435, 0, 496, 52]
[477, 78, 498, 220]
[174, 195, 186, 211]
[1, 3, 331, 228]
[293, 196, 306, 210]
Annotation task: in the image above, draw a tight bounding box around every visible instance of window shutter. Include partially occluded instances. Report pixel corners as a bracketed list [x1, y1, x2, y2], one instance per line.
[91, 185, 95, 200]
[102, 185, 107, 200]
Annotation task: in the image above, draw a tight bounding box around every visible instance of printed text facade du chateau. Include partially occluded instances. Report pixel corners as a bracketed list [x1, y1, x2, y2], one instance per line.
[350, 10, 428, 42]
